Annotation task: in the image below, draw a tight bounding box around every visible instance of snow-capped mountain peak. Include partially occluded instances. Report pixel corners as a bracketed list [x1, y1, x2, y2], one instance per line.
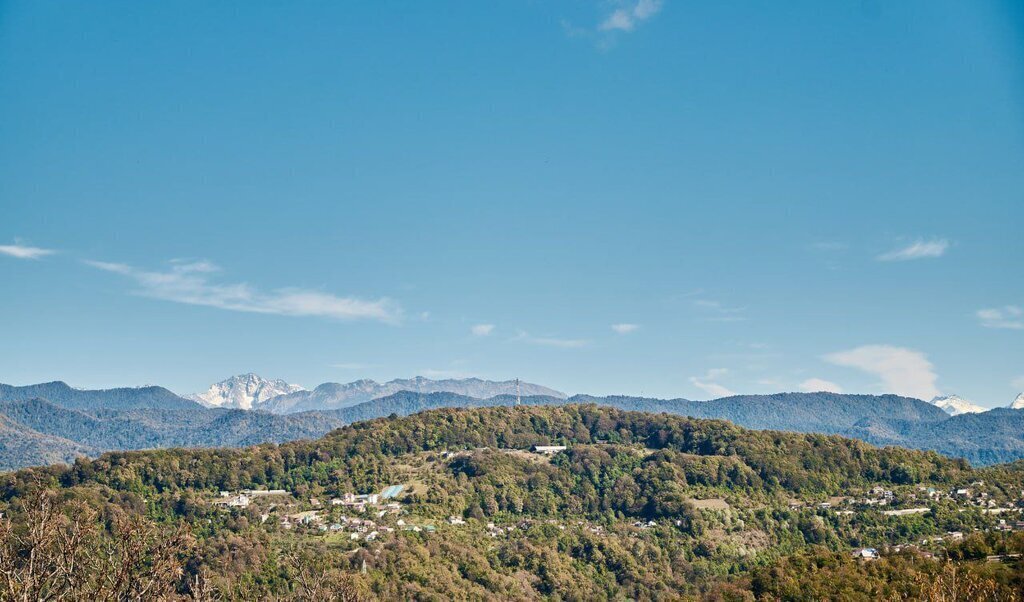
[928, 395, 987, 416]
[258, 376, 568, 414]
[189, 373, 305, 410]
[1009, 393, 1024, 410]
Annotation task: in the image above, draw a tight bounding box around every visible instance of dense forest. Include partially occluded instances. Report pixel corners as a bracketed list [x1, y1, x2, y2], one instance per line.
[1, 404, 1023, 600]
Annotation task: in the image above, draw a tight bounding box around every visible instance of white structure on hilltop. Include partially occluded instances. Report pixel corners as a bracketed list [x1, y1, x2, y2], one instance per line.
[213, 494, 250, 508]
[242, 489, 288, 497]
[532, 445, 567, 455]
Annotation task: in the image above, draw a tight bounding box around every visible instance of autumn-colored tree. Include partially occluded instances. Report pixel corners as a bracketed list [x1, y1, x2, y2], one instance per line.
[0, 491, 191, 601]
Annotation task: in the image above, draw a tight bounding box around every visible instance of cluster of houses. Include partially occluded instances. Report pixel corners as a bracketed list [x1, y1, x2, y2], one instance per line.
[212, 485, 406, 512]
[331, 492, 388, 513]
[278, 498, 404, 529]
[811, 481, 1024, 518]
[442, 514, 612, 539]
[854, 545, 941, 561]
[210, 484, 411, 545]
[851, 496, 1024, 562]
[211, 474, 1024, 562]
[281, 513, 397, 542]
[212, 488, 289, 509]
[484, 521, 525, 537]
[396, 519, 437, 533]
[993, 519, 1024, 532]
[854, 529, 968, 561]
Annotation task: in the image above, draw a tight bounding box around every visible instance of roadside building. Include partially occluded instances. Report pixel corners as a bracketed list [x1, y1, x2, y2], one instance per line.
[531, 445, 567, 455]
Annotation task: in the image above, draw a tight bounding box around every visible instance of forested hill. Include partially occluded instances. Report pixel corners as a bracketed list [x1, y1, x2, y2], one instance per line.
[0, 381, 200, 411]
[4, 404, 1022, 600]
[324, 389, 1019, 463]
[5, 404, 967, 498]
[0, 397, 345, 470]
[324, 390, 948, 433]
[849, 408, 1024, 466]
[571, 391, 950, 432]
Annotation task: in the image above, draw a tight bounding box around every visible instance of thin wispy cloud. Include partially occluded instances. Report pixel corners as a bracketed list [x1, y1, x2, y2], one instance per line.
[0, 243, 56, 260]
[825, 344, 940, 400]
[471, 324, 495, 336]
[689, 368, 735, 398]
[599, 0, 663, 32]
[84, 259, 402, 323]
[693, 299, 746, 322]
[977, 306, 1024, 330]
[877, 238, 949, 262]
[513, 330, 589, 349]
[169, 258, 220, 273]
[799, 378, 843, 393]
[611, 323, 639, 334]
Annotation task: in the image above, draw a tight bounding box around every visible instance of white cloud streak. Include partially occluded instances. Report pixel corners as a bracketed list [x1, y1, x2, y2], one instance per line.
[599, 0, 663, 32]
[825, 344, 940, 400]
[977, 306, 1024, 330]
[689, 368, 735, 398]
[799, 378, 843, 393]
[513, 331, 589, 349]
[611, 323, 639, 334]
[877, 238, 949, 261]
[693, 299, 746, 322]
[471, 324, 495, 336]
[84, 259, 402, 323]
[0, 244, 56, 260]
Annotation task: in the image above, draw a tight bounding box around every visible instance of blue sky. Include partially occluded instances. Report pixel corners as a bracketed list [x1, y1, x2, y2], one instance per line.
[1, 1, 1022, 406]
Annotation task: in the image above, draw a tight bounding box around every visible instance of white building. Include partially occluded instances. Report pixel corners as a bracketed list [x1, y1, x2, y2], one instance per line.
[532, 445, 567, 455]
[214, 494, 250, 508]
[242, 489, 288, 497]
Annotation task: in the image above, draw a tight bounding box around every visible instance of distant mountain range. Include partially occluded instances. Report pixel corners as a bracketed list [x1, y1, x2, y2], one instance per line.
[927, 394, 988, 416]
[256, 376, 566, 413]
[0, 387, 344, 469]
[0, 381, 199, 411]
[847, 408, 1024, 466]
[1, 376, 1024, 470]
[188, 374, 1011, 418]
[188, 373, 305, 410]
